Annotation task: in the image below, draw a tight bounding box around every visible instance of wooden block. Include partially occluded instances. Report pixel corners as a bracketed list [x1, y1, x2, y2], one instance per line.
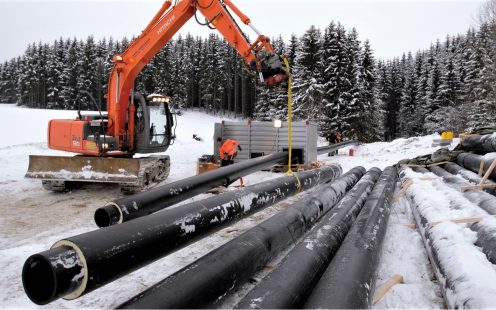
[393, 179, 413, 202]
[404, 223, 416, 229]
[373, 274, 404, 305]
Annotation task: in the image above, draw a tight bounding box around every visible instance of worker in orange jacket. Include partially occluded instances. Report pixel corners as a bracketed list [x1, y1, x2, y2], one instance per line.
[217, 137, 244, 186]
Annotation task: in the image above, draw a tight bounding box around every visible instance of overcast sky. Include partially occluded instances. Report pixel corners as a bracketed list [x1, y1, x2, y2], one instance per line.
[0, 0, 485, 62]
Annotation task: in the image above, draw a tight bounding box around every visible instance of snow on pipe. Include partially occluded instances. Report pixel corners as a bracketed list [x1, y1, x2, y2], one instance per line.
[456, 152, 496, 181]
[443, 162, 496, 196]
[117, 167, 367, 309]
[21, 165, 341, 306]
[428, 166, 496, 264]
[316, 140, 360, 155]
[303, 166, 397, 309]
[398, 167, 496, 308]
[95, 151, 289, 227]
[428, 166, 496, 215]
[460, 134, 496, 153]
[234, 167, 382, 309]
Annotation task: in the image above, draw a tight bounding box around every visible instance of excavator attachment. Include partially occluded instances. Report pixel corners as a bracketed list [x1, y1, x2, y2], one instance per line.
[25, 155, 170, 193]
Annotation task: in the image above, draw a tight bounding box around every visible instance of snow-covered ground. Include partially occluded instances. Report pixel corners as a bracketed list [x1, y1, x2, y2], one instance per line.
[0, 103, 487, 308]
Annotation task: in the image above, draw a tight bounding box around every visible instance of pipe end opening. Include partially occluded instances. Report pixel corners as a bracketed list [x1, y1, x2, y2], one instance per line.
[94, 205, 119, 227]
[22, 255, 57, 305]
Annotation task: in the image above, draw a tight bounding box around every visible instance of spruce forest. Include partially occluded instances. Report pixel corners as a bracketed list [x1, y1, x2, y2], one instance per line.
[0, 17, 494, 142]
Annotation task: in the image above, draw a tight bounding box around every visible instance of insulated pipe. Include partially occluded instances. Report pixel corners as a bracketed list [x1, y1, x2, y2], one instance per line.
[428, 166, 496, 264]
[95, 151, 288, 227]
[304, 167, 397, 309]
[398, 167, 496, 307]
[118, 167, 367, 309]
[429, 166, 496, 215]
[317, 140, 360, 155]
[443, 162, 496, 196]
[456, 152, 496, 181]
[460, 134, 496, 153]
[235, 168, 382, 309]
[22, 165, 341, 305]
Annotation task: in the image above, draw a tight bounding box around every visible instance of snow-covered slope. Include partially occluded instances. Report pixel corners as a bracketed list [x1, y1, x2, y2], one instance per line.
[0, 103, 475, 308]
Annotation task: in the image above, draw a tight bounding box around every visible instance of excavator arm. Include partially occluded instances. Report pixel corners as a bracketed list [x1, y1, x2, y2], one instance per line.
[107, 0, 289, 151]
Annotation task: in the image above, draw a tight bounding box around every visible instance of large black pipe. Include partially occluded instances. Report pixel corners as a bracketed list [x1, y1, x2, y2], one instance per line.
[398, 167, 496, 308]
[443, 162, 496, 196]
[304, 167, 397, 309]
[429, 166, 496, 215]
[118, 167, 367, 309]
[235, 168, 382, 309]
[317, 140, 360, 155]
[22, 165, 341, 305]
[460, 134, 496, 153]
[96, 151, 288, 227]
[428, 166, 496, 264]
[456, 152, 496, 181]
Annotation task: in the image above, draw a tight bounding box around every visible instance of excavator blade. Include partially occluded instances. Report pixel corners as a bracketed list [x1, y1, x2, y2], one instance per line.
[25, 155, 170, 193]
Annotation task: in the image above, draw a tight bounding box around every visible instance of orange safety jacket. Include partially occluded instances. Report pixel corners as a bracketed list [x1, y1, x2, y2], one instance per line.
[219, 139, 239, 160]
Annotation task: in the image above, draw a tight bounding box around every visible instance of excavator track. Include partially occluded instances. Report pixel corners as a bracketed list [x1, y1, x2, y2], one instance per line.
[120, 156, 170, 194]
[26, 155, 170, 194]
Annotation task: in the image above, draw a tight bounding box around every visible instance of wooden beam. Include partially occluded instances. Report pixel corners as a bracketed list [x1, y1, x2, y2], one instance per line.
[479, 159, 496, 185]
[406, 216, 485, 229]
[426, 161, 450, 167]
[479, 160, 485, 176]
[372, 275, 404, 305]
[461, 183, 496, 192]
[428, 217, 483, 228]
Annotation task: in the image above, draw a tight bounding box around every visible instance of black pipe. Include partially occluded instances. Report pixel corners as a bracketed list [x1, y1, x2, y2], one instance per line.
[456, 152, 496, 181]
[460, 134, 496, 153]
[303, 167, 397, 309]
[96, 151, 289, 227]
[472, 222, 496, 264]
[317, 140, 359, 155]
[428, 166, 496, 264]
[443, 162, 496, 196]
[118, 167, 367, 309]
[22, 165, 341, 305]
[398, 167, 496, 308]
[22, 246, 82, 305]
[234, 168, 382, 309]
[429, 166, 496, 215]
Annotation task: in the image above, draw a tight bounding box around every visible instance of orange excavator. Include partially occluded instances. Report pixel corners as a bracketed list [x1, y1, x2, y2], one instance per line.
[25, 0, 288, 193]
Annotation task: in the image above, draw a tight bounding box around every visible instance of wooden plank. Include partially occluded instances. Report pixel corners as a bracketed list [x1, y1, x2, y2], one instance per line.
[461, 183, 496, 191]
[400, 163, 427, 168]
[479, 159, 496, 185]
[406, 216, 488, 229]
[426, 161, 450, 167]
[479, 160, 485, 176]
[428, 217, 483, 228]
[372, 275, 404, 305]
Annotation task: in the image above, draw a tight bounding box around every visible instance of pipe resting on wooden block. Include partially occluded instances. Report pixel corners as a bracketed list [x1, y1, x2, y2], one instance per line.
[22, 165, 341, 305]
[303, 166, 397, 309]
[118, 167, 366, 309]
[234, 167, 382, 309]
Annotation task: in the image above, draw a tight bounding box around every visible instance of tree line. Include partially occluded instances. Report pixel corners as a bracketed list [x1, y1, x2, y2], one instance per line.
[0, 13, 494, 142]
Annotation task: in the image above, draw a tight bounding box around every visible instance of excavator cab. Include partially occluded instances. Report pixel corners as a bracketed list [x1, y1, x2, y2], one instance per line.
[133, 94, 175, 154]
